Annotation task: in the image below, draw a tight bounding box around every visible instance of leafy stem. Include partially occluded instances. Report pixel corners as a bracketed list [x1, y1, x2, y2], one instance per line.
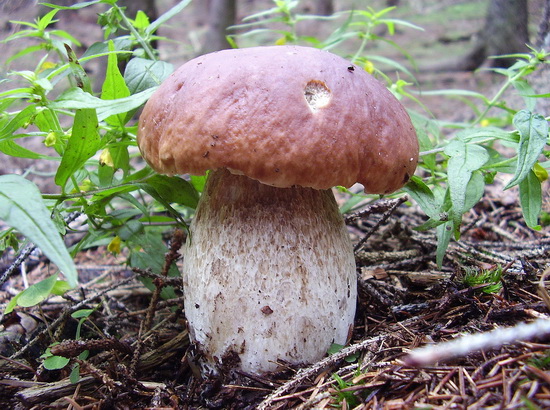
[351, 31, 371, 63]
[473, 51, 547, 125]
[111, 3, 157, 61]
[41, 180, 146, 201]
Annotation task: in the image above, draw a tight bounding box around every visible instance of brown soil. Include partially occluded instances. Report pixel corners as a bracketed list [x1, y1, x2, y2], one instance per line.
[1, 194, 549, 408]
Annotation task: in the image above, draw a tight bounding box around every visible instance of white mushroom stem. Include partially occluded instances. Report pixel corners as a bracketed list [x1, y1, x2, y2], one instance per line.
[182, 168, 357, 375]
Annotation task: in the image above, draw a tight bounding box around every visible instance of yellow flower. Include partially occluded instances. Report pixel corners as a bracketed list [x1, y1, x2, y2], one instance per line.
[534, 163, 548, 182]
[44, 132, 57, 147]
[108, 236, 122, 254]
[78, 179, 95, 192]
[39, 61, 56, 72]
[100, 148, 114, 167]
[480, 119, 490, 127]
[275, 37, 287, 46]
[363, 60, 375, 74]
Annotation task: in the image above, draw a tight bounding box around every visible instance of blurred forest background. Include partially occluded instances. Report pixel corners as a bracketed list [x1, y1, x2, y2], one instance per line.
[0, 0, 548, 193]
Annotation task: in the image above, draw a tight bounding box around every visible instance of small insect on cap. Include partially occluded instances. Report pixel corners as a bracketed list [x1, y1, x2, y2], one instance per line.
[137, 45, 418, 193]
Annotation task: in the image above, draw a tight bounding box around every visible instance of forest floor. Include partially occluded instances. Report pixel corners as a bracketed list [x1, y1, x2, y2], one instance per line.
[1, 0, 550, 409]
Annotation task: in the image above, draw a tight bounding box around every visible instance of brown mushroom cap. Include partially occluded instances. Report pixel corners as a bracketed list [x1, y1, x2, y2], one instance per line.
[137, 45, 418, 193]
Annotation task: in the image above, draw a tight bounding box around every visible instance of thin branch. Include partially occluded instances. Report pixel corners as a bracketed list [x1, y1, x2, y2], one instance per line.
[1, 212, 81, 287]
[404, 318, 550, 367]
[353, 196, 408, 253]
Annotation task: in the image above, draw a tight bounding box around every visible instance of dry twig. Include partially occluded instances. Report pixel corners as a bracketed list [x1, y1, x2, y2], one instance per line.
[404, 318, 550, 367]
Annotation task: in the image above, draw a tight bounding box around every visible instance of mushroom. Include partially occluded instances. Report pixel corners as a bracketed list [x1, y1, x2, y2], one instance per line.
[137, 45, 418, 375]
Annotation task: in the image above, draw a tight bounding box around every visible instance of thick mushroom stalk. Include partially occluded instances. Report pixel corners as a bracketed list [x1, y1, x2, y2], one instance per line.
[183, 169, 357, 375]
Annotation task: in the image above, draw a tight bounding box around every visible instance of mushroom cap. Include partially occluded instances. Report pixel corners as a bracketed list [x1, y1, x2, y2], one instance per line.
[137, 45, 418, 193]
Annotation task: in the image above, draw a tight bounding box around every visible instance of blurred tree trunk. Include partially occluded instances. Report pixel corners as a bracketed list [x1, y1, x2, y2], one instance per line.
[461, 0, 529, 70]
[194, 0, 211, 27]
[424, 0, 529, 72]
[200, 0, 237, 54]
[119, 0, 158, 21]
[315, 0, 334, 16]
[530, 0, 549, 108]
[537, 0, 550, 49]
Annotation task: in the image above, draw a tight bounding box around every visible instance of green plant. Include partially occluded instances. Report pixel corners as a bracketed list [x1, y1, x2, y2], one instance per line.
[332, 373, 360, 407]
[0, 0, 194, 304]
[462, 265, 503, 294]
[327, 343, 360, 363]
[405, 48, 549, 265]
[528, 350, 550, 371]
[228, 0, 421, 78]
[41, 307, 97, 382]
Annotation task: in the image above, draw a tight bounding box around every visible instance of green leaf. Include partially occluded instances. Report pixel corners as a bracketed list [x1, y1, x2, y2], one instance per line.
[0, 105, 37, 142]
[124, 58, 173, 94]
[5, 274, 62, 314]
[101, 40, 131, 127]
[436, 221, 453, 267]
[0, 175, 77, 288]
[0, 140, 58, 160]
[189, 175, 207, 193]
[444, 140, 489, 237]
[6, 44, 47, 64]
[135, 182, 189, 228]
[71, 308, 95, 319]
[0, 87, 34, 101]
[70, 363, 81, 383]
[339, 191, 367, 214]
[55, 44, 101, 188]
[117, 219, 144, 241]
[144, 175, 199, 209]
[34, 109, 61, 135]
[49, 29, 81, 46]
[51, 86, 156, 122]
[51, 280, 72, 296]
[64, 44, 93, 94]
[505, 110, 549, 189]
[36, 8, 59, 30]
[54, 107, 100, 188]
[40, 1, 102, 10]
[111, 144, 130, 174]
[18, 274, 59, 307]
[4, 294, 18, 314]
[403, 176, 439, 220]
[519, 169, 542, 230]
[463, 170, 485, 212]
[43, 355, 70, 370]
[132, 10, 150, 29]
[129, 232, 179, 299]
[455, 127, 517, 144]
[417, 88, 490, 103]
[90, 184, 138, 200]
[81, 39, 132, 59]
[512, 78, 536, 111]
[365, 54, 416, 79]
[98, 159, 115, 187]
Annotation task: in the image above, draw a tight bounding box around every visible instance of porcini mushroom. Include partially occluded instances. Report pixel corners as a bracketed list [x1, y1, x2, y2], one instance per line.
[137, 45, 418, 375]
